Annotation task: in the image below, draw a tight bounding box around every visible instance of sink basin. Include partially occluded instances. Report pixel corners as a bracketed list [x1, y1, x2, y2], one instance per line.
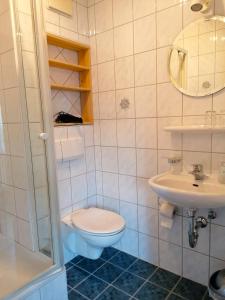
[149, 172, 225, 208]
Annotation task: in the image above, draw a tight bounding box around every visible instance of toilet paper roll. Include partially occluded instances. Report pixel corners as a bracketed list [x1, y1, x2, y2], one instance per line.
[160, 201, 176, 229]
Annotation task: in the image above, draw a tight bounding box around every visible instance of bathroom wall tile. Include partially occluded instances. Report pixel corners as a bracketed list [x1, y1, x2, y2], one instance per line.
[211, 224, 225, 260]
[118, 148, 136, 176]
[98, 61, 115, 92]
[58, 179, 72, 210]
[115, 56, 134, 89]
[157, 4, 182, 48]
[0, 11, 13, 54]
[119, 174, 137, 204]
[17, 218, 33, 250]
[23, 51, 39, 88]
[84, 125, 94, 147]
[114, 23, 133, 58]
[183, 132, 211, 152]
[100, 120, 117, 146]
[156, 0, 181, 11]
[93, 92, 100, 119]
[26, 88, 42, 123]
[157, 46, 170, 83]
[95, 0, 113, 33]
[102, 172, 119, 198]
[212, 133, 225, 153]
[134, 15, 156, 54]
[159, 240, 182, 275]
[120, 201, 138, 230]
[136, 118, 157, 149]
[137, 149, 157, 178]
[117, 119, 135, 147]
[183, 151, 211, 174]
[103, 196, 119, 213]
[59, 3, 77, 31]
[101, 147, 118, 173]
[139, 233, 159, 265]
[11, 157, 28, 189]
[137, 177, 158, 209]
[183, 94, 212, 116]
[77, 4, 89, 36]
[86, 146, 95, 172]
[158, 117, 182, 150]
[159, 214, 182, 246]
[71, 174, 88, 203]
[135, 50, 156, 86]
[135, 85, 157, 118]
[138, 206, 158, 237]
[116, 88, 135, 119]
[96, 30, 114, 63]
[95, 146, 102, 170]
[70, 156, 86, 177]
[133, 0, 156, 19]
[1, 50, 19, 88]
[120, 228, 139, 257]
[113, 0, 133, 26]
[87, 172, 97, 196]
[96, 171, 103, 194]
[19, 13, 34, 52]
[15, 188, 29, 221]
[157, 83, 182, 117]
[99, 91, 116, 119]
[183, 248, 209, 285]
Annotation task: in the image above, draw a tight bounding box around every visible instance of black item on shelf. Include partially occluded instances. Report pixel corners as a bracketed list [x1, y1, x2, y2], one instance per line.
[54, 111, 83, 124]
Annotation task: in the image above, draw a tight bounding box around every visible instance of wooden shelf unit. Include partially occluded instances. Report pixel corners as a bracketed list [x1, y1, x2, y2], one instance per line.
[47, 33, 93, 124]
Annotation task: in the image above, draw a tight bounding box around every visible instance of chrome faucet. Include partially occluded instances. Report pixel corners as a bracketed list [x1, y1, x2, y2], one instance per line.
[189, 164, 205, 181]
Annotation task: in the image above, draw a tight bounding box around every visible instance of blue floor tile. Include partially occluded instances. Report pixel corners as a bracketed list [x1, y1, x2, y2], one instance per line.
[96, 286, 130, 300]
[128, 259, 157, 279]
[68, 289, 88, 300]
[65, 261, 74, 270]
[71, 255, 83, 265]
[76, 257, 105, 273]
[135, 282, 169, 300]
[167, 293, 185, 300]
[67, 266, 89, 288]
[94, 262, 122, 283]
[76, 275, 108, 299]
[113, 271, 145, 296]
[150, 268, 180, 290]
[109, 251, 137, 269]
[174, 278, 207, 300]
[101, 247, 119, 260]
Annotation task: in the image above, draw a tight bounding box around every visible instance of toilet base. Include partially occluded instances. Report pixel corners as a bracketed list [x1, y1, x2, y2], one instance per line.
[61, 219, 124, 262]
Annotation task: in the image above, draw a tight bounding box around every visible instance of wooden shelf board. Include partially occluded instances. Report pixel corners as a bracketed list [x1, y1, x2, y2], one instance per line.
[47, 33, 89, 51]
[51, 84, 91, 92]
[49, 59, 89, 72]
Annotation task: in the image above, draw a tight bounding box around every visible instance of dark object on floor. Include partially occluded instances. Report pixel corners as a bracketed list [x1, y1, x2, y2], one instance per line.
[55, 111, 83, 124]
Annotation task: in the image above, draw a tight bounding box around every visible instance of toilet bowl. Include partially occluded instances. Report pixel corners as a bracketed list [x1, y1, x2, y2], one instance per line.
[61, 207, 125, 260]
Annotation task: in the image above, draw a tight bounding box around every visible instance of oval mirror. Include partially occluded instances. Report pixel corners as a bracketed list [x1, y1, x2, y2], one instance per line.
[169, 16, 225, 97]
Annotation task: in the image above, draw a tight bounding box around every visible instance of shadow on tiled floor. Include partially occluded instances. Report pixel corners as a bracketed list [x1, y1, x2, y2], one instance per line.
[66, 248, 211, 300]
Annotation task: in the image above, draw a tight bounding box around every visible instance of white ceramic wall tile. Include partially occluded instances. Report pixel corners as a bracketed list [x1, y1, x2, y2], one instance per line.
[101, 147, 118, 172]
[183, 248, 209, 285]
[138, 206, 158, 237]
[120, 201, 137, 230]
[100, 120, 117, 146]
[210, 224, 225, 260]
[116, 88, 135, 119]
[96, 30, 114, 63]
[137, 149, 157, 178]
[113, 0, 132, 26]
[71, 174, 88, 203]
[139, 233, 159, 265]
[0, 11, 13, 54]
[135, 51, 156, 86]
[98, 61, 115, 92]
[133, 0, 156, 19]
[137, 177, 158, 209]
[117, 119, 135, 147]
[58, 179, 72, 210]
[99, 91, 116, 119]
[136, 118, 157, 149]
[120, 228, 138, 257]
[115, 56, 134, 89]
[159, 240, 182, 275]
[102, 172, 119, 198]
[135, 85, 157, 118]
[95, 0, 113, 33]
[118, 147, 136, 176]
[114, 23, 133, 58]
[134, 15, 156, 54]
[119, 174, 137, 204]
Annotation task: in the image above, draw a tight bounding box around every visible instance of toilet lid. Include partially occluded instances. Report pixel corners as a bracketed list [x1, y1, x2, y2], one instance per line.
[71, 208, 125, 234]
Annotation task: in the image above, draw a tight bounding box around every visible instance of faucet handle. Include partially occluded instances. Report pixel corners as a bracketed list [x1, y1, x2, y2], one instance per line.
[167, 156, 182, 164]
[192, 164, 203, 172]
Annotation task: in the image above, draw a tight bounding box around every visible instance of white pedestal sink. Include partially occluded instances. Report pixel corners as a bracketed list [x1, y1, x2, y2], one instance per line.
[149, 172, 225, 208]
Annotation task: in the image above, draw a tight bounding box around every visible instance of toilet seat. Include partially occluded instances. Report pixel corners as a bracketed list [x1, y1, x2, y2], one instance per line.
[71, 207, 125, 235]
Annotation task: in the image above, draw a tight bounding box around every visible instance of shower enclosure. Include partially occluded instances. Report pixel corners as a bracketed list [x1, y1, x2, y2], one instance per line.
[0, 0, 63, 298]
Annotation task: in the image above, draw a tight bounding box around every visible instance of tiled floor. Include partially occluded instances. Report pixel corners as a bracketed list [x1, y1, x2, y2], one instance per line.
[66, 248, 211, 300]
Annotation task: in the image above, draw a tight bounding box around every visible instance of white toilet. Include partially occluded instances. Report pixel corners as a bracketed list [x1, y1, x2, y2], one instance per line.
[61, 207, 125, 260]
